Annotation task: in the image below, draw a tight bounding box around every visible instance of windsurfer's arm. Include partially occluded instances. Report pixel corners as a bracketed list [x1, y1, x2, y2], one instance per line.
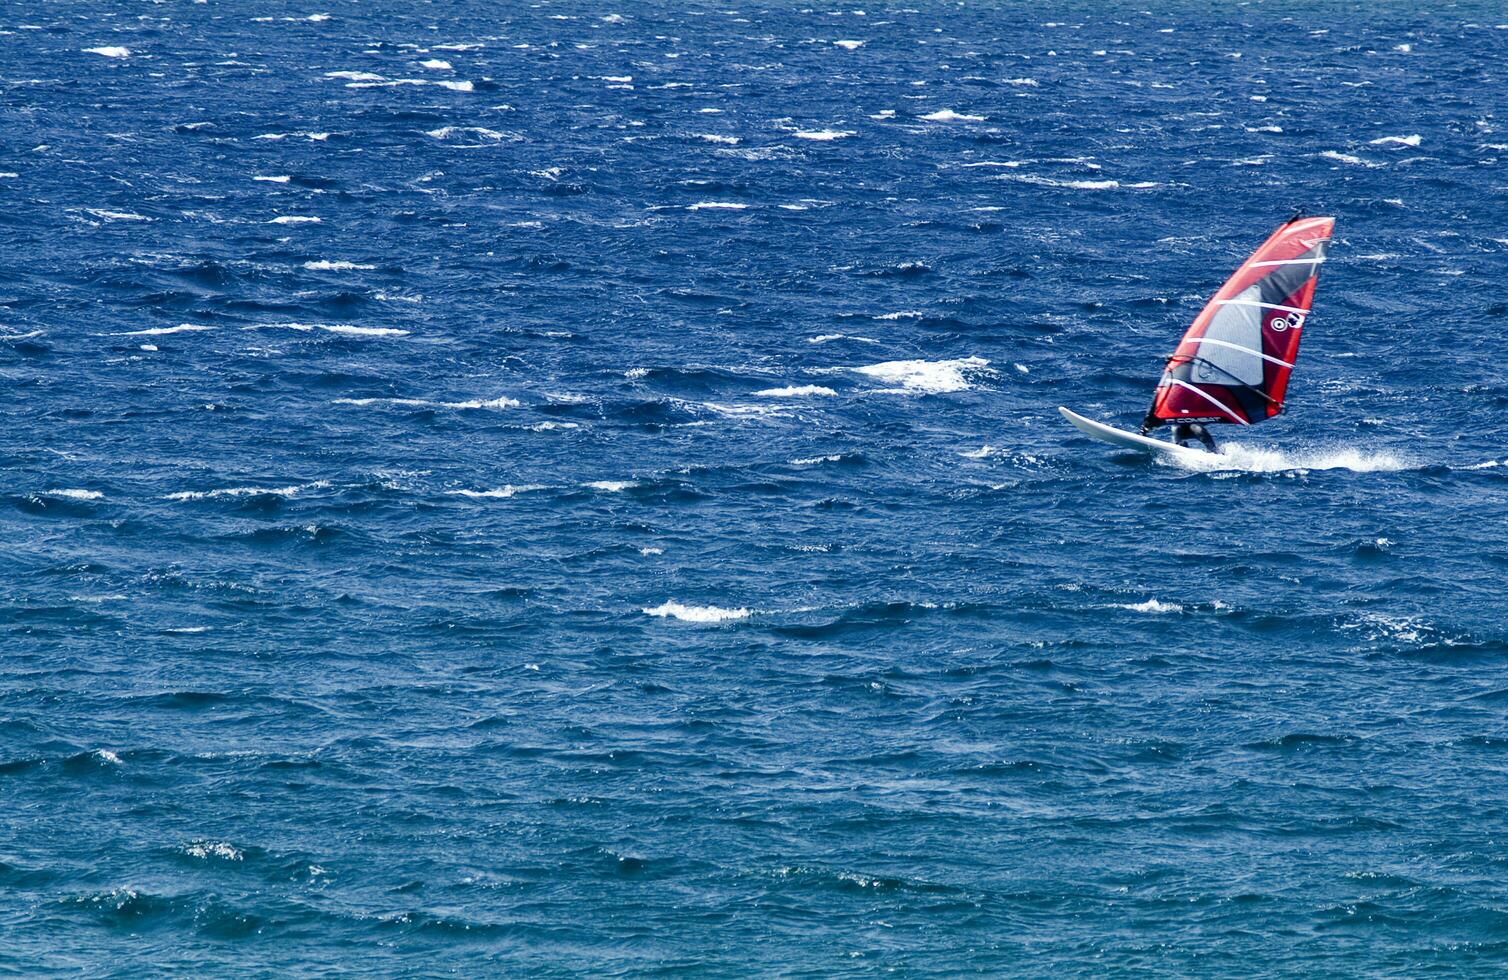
[1139, 411, 1162, 436]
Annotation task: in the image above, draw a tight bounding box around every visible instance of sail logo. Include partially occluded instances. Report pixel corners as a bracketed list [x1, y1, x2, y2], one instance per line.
[1269, 312, 1304, 332]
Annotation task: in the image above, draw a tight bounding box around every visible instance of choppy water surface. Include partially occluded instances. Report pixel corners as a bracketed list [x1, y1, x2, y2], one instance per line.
[3, 0, 1508, 973]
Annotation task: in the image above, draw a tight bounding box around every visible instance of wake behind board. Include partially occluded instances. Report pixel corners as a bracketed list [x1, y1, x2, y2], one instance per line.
[1058, 407, 1209, 461]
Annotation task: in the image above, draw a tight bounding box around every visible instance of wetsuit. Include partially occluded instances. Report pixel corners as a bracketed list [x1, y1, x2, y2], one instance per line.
[1141, 414, 1218, 453]
[1172, 422, 1217, 453]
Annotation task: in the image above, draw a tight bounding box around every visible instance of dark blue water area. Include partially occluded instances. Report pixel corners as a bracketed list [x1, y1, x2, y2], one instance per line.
[2, 0, 1507, 973]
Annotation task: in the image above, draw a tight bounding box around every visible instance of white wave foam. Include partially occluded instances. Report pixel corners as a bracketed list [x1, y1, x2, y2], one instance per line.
[1114, 599, 1184, 614]
[166, 480, 329, 501]
[419, 59, 453, 70]
[303, 260, 375, 271]
[874, 310, 923, 320]
[1169, 443, 1411, 474]
[262, 322, 406, 338]
[997, 174, 1154, 190]
[687, 201, 748, 210]
[586, 480, 636, 492]
[1003, 77, 1039, 86]
[253, 175, 291, 183]
[435, 80, 473, 92]
[85, 209, 151, 222]
[1370, 134, 1422, 147]
[696, 134, 741, 145]
[753, 385, 838, 398]
[790, 454, 844, 466]
[1320, 151, 1377, 167]
[425, 126, 511, 141]
[448, 484, 546, 499]
[115, 324, 211, 336]
[269, 215, 320, 225]
[921, 109, 985, 122]
[184, 841, 243, 861]
[42, 489, 102, 501]
[854, 356, 990, 393]
[94, 749, 123, 765]
[793, 129, 854, 141]
[643, 601, 749, 623]
[335, 394, 517, 410]
[325, 70, 385, 82]
[960, 446, 996, 459]
[84, 46, 131, 58]
[321, 325, 406, 337]
[833, 39, 864, 50]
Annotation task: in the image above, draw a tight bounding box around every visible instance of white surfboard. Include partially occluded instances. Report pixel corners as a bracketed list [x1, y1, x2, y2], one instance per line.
[1058, 406, 1211, 461]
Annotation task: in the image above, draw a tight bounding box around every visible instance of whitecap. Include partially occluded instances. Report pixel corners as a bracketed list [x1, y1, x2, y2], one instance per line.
[1320, 151, 1376, 167]
[183, 841, 243, 861]
[874, 310, 922, 320]
[752, 385, 838, 397]
[334, 394, 517, 409]
[854, 356, 990, 393]
[42, 489, 102, 501]
[920, 109, 985, 122]
[85, 209, 151, 222]
[419, 59, 453, 70]
[324, 70, 385, 82]
[586, 480, 636, 492]
[166, 480, 329, 502]
[1114, 599, 1184, 614]
[435, 80, 473, 92]
[833, 39, 865, 50]
[115, 324, 212, 336]
[448, 484, 546, 499]
[319, 325, 407, 337]
[1002, 77, 1039, 86]
[303, 260, 375, 271]
[643, 601, 749, 623]
[792, 129, 854, 141]
[253, 175, 291, 183]
[83, 46, 131, 58]
[425, 126, 511, 141]
[1369, 134, 1422, 147]
[269, 215, 320, 225]
[696, 134, 741, 145]
[687, 201, 748, 210]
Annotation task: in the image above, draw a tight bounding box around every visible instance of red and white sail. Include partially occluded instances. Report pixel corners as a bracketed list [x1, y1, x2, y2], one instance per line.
[1148, 216, 1334, 426]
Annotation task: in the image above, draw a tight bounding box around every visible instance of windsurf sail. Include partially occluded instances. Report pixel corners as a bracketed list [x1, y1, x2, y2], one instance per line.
[1147, 215, 1334, 426]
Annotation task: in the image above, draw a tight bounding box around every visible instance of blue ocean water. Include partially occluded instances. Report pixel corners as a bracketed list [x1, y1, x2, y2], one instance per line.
[3, 0, 1508, 972]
